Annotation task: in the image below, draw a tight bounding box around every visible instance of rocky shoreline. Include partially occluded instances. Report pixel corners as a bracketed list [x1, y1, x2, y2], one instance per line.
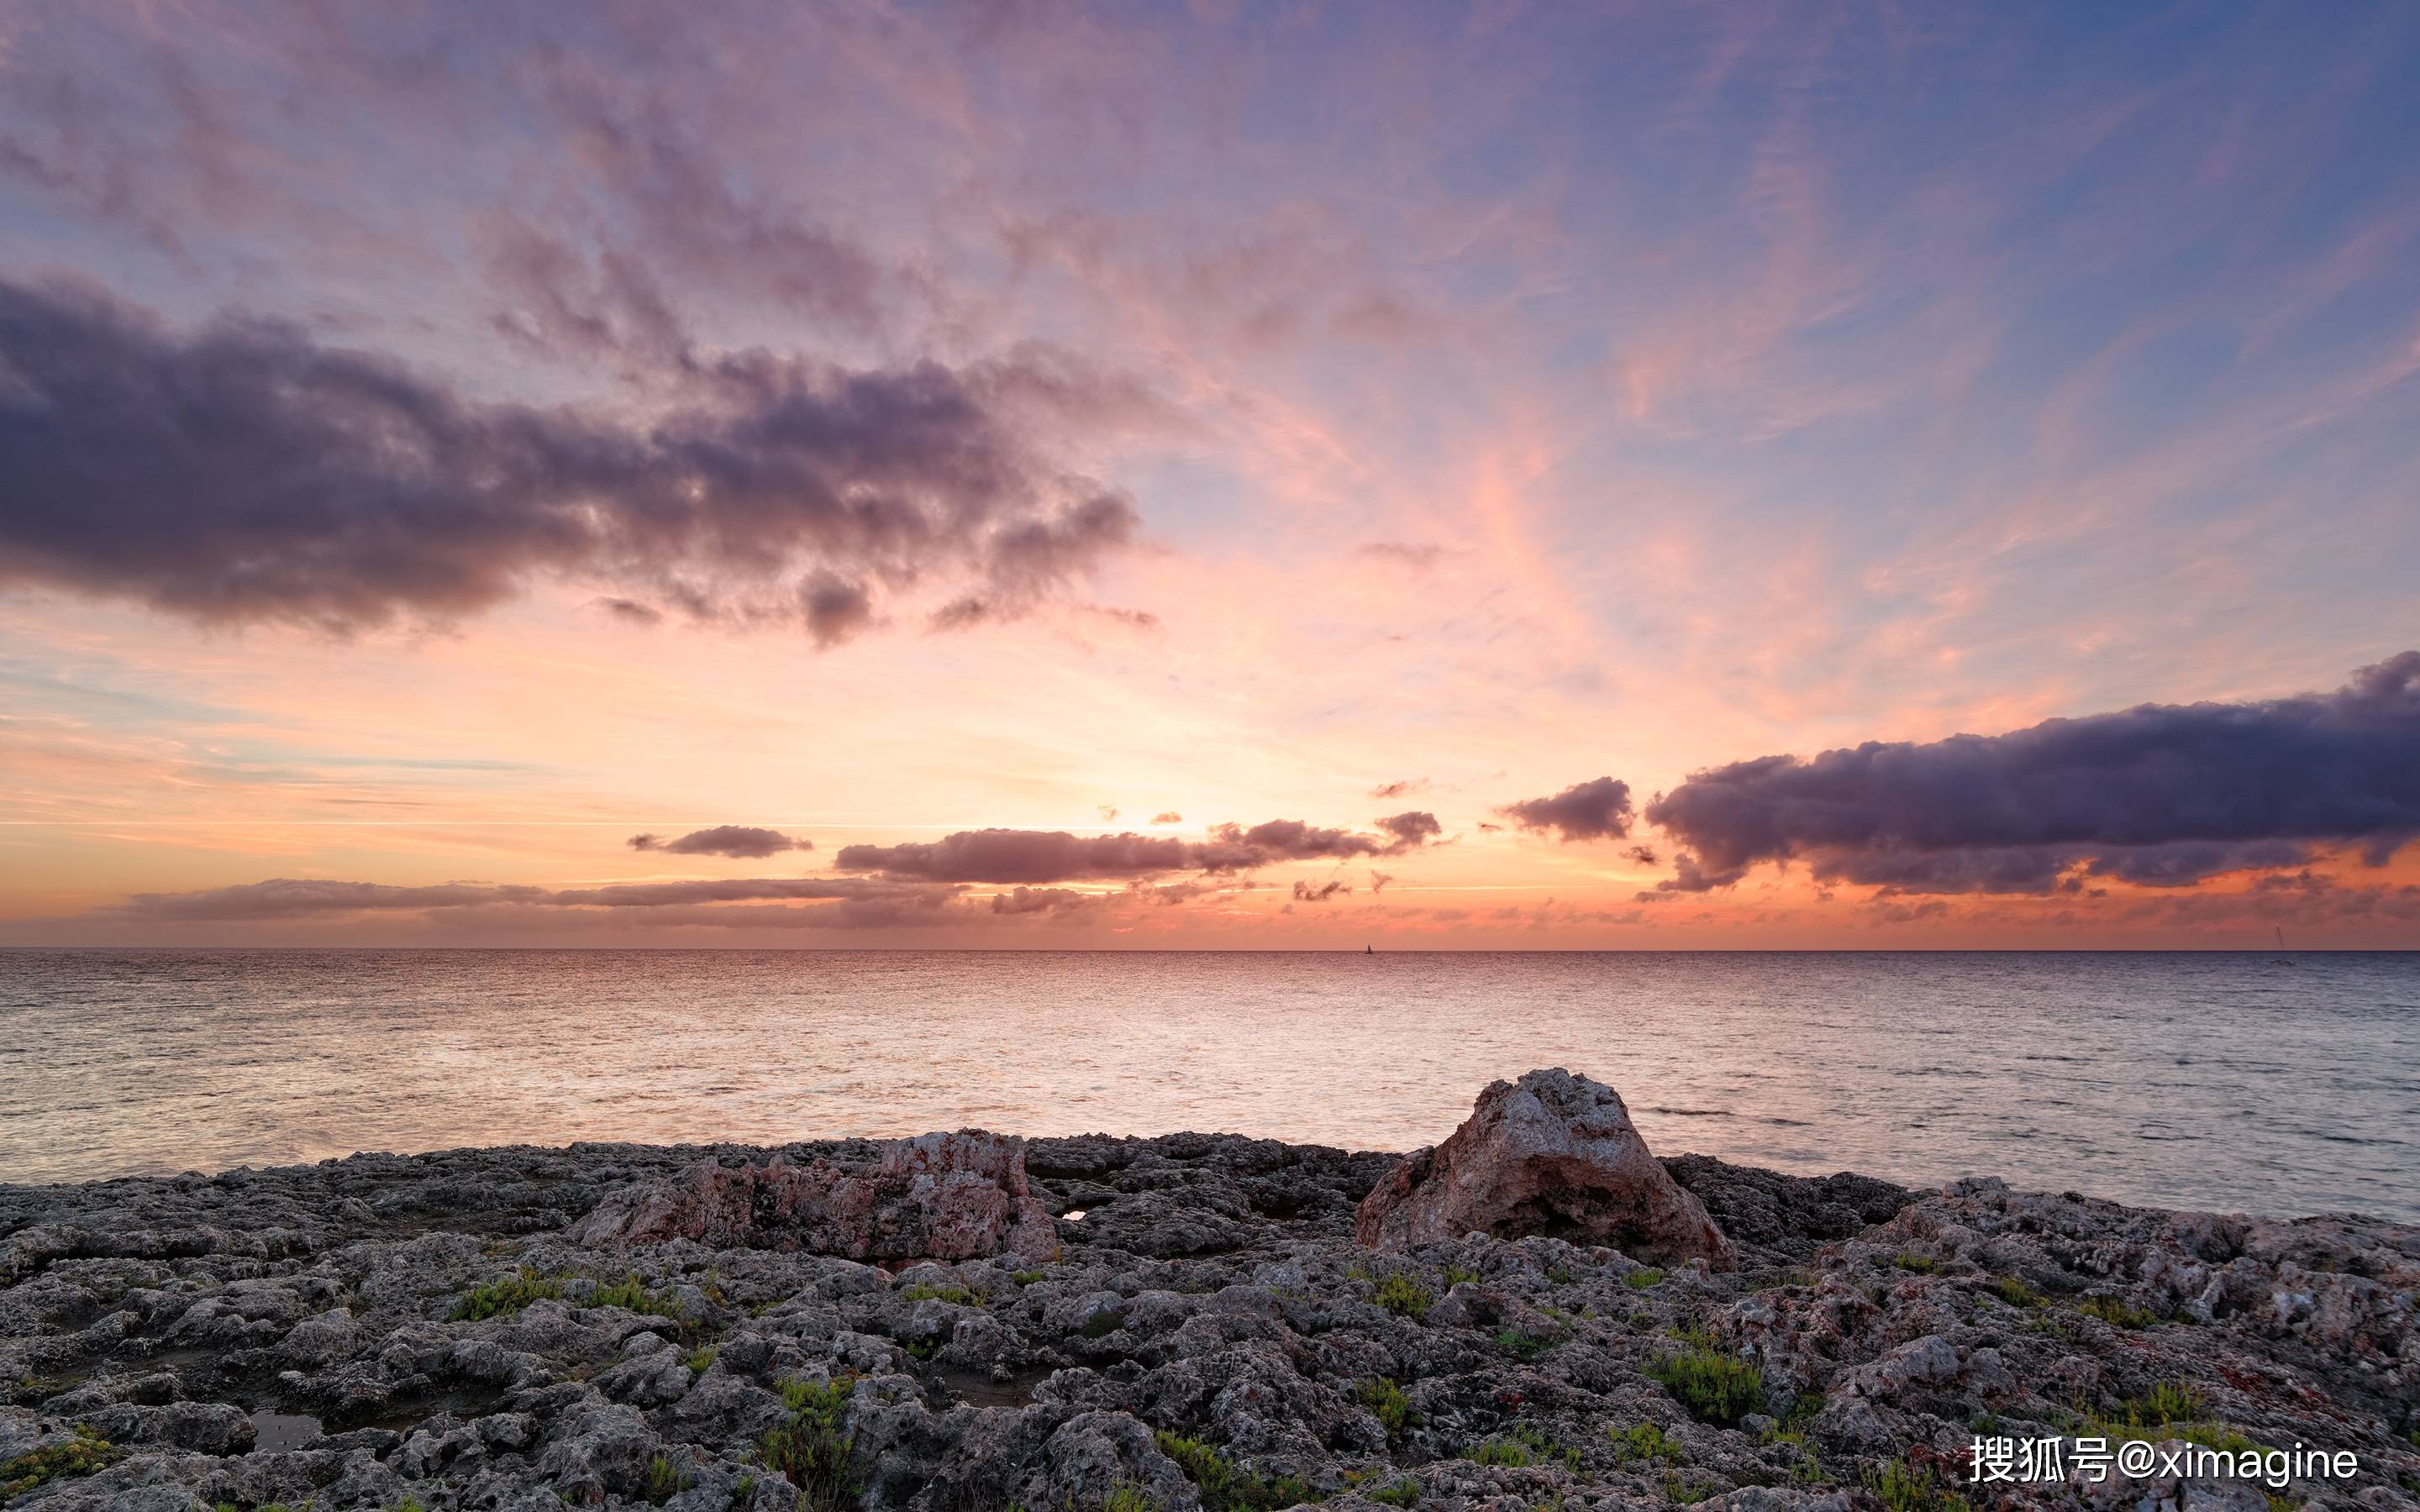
[2, 1073, 2415, 1512]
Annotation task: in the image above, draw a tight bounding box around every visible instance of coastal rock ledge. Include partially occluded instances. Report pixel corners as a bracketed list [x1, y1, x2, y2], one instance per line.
[1358, 1068, 1738, 1268]
[568, 1130, 1058, 1263]
[2, 1076, 2417, 1512]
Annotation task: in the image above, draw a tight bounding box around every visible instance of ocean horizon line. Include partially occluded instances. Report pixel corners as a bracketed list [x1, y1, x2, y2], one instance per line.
[3, 942, 2413, 955]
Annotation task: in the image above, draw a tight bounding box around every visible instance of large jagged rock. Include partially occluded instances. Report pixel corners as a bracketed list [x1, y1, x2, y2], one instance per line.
[1355, 1067, 1736, 1267]
[568, 1130, 1058, 1262]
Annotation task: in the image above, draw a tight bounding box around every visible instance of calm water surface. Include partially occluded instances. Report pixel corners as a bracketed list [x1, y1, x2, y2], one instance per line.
[3, 949, 2414, 1220]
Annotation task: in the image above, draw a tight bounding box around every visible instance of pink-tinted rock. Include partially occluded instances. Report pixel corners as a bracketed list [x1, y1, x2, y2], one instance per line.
[1355, 1068, 1736, 1268]
[569, 1130, 1058, 1263]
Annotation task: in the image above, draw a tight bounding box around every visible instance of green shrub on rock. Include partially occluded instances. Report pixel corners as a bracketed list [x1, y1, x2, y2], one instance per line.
[2, 1426, 114, 1499]
[1372, 1273, 1434, 1318]
[1357, 1376, 1413, 1437]
[761, 1376, 859, 1512]
[452, 1268, 566, 1320]
[1649, 1347, 1765, 1427]
[1151, 1430, 1320, 1512]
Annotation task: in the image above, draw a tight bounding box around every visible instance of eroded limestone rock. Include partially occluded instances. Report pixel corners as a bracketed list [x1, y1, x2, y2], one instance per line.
[569, 1130, 1059, 1263]
[1355, 1068, 1736, 1267]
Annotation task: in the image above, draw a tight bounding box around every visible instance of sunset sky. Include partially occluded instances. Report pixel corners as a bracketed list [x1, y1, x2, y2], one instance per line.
[3, 1, 2417, 948]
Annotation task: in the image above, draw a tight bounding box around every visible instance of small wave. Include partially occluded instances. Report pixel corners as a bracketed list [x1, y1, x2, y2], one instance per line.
[1646, 1106, 1733, 1119]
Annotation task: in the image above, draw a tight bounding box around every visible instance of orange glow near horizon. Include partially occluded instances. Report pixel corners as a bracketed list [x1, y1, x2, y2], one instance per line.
[2, 7, 2417, 949]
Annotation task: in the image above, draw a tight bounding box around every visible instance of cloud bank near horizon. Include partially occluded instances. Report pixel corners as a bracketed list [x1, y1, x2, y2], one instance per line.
[1644, 654, 2420, 896]
[110, 874, 955, 929]
[832, 815, 1443, 883]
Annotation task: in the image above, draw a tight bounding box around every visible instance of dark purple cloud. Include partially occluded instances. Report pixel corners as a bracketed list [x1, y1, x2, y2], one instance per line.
[989, 886, 1089, 915]
[0, 276, 1144, 635]
[1375, 811, 1443, 848]
[1292, 879, 1349, 901]
[1498, 776, 1635, 842]
[1645, 653, 2420, 894]
[834, 829, 1197, 883]
[598, 596, 664, 625]
[628, 826, 811, 858]
[1201, 819, 1380, 864]
[837, 813, 1438, 883]
[1369, 779, 1427, 799]
[1196, 816, 1437, 868]
[798, 573, 876, 648]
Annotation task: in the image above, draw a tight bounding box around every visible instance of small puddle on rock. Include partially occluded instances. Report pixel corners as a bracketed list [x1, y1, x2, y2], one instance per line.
[250, 1410, 323, 1452]
[924, 1362, 1057, 1410]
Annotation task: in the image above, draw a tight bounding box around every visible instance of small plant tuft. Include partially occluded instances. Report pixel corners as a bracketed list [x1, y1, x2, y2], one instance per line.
[2078, 1294, 2157, 1329]
[760, 1375, 859, 1512]
[2081, 1378, 2255, 1448]
[452, 1268, 566, 1320]
[1609, 1420, 1681, 1466]
[1358, 1376, 1413, 1437]
[2, 1425, 115, 1498]
[1372, 1273, 1434, 1318]
[1649, 1347, 1765, 1428]
[900, 1281, 988, 1306]
[1494, 1328, 1553, 1361]
[1893, 1252, 1939, 1274]
[1150, 1430, 1319, 1512]
[1667, 1320, 1720, 1350]
[642, 1452, 685, 1505]
[1102, 1482, 1160, 1512]
[1992, 1277, 2039, 1308]
[1463, 1436, 1534, 1468]
[1623, 1267, 1666, 1289]
[1864, 1458, 1972, 1512]
[587, 1271, 687, 1321]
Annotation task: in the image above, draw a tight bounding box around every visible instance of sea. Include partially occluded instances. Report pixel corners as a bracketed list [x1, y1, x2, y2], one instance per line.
[3, 949, 2414, 1221]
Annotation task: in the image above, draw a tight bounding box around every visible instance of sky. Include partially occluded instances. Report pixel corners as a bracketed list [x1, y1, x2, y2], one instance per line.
[1, 0, 2417, 949]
